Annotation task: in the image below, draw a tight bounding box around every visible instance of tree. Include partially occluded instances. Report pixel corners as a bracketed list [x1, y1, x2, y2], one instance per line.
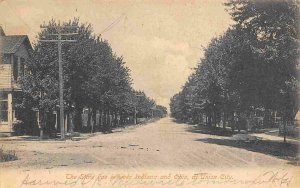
[226, 0, 300, 141]
[18, 18, 167, 137]
[171, 0, 299, 142]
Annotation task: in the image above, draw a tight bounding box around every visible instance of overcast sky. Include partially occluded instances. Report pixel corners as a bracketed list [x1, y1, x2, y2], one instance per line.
[0, 0, 232, 109]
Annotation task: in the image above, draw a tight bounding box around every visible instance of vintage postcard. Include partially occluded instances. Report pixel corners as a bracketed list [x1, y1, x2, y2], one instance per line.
[0, 0, 299, 187]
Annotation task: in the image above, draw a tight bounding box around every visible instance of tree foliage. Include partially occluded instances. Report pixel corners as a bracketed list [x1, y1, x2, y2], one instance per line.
[18, 18, 167, 136]
[170, 0, 299, 138]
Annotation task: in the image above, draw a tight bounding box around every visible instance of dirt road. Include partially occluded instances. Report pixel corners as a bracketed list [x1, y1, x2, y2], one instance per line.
[0, 117, 297, 171]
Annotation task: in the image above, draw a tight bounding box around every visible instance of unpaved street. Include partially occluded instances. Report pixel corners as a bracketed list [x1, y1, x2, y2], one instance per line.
[0, 117, 297, 171]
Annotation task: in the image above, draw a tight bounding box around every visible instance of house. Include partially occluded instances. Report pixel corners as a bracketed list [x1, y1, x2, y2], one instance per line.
[0, 26, 32, 133]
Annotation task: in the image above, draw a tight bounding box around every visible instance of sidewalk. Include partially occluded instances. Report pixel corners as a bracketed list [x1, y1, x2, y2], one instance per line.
[0, 134, 92, 142]
[251, 132, 300, 143]
[0, 118, 161, 142]
[227, 130, 300, 145]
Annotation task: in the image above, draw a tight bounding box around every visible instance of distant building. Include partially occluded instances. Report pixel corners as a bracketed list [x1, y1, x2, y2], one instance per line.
[0, 26, 32, 133]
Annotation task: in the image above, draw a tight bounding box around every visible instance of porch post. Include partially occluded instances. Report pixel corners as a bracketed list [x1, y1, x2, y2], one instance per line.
[7, 92, 13, 132]
[17, 57, 21, 81]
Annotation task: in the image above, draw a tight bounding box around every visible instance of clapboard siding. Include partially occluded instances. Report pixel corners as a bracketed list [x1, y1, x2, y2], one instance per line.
[0, 64, 11, 89]
[0, 123, 10, 132]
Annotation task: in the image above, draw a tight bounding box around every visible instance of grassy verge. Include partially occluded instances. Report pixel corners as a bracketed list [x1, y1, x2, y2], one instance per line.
[0, 147, 18, 162]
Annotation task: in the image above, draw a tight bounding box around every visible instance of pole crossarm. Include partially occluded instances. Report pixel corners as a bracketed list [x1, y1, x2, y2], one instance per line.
[46, 33, 78, 36]
[40, 25, 78, 29]
[39, 40, 77, 42]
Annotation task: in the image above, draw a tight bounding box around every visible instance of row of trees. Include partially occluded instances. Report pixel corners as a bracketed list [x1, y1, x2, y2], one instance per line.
[16, 18, 167, 137]
[170, 0, 299, 141]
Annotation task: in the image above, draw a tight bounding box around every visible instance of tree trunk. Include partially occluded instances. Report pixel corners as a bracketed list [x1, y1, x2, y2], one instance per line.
[68, 112, 74, 133]
[94, 110, 99, 132]
[37, 111, 42, 138]
[90, 109, 94, 133]
[91, 109, 96, 133]
[230, 111, 235, 132]
[222, 112, 226, 130]
[87, 108, 91, 132]
[208, 114, 212, 127]
[39, 110, 47, 139]
[105, 110, 108, 128]
[213, 111, 217, 127]
[283, 119, 287, 143]
[74, 105, 82, 132]
[100, 109, 103, 129]
[108, 109, 112, 132]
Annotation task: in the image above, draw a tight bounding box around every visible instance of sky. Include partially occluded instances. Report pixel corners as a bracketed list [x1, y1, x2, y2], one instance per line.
[0, 0, 232, 109]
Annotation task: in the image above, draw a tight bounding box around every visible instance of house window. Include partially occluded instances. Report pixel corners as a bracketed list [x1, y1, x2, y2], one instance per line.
[13, 92, 21, 120]
[20, 58, 25, 77]
[13, 55, 18, 81]
[3, 54, 11, 64]
[0, 92, 8, 122]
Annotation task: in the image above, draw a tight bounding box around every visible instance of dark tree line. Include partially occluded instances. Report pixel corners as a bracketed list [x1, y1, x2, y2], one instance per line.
[15, 19, 167, 137]
[170, 0, 299, 142]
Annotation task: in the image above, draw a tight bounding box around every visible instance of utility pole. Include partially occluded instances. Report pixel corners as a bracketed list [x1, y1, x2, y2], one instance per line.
[133, 92, 144, 125]
[151, 104, 156, 118]
[40, 22, 78, 140]
[134, 106, 137, 125]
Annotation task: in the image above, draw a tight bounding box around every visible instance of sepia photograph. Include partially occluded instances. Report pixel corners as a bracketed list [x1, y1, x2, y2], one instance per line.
[0, 0, 299, 187]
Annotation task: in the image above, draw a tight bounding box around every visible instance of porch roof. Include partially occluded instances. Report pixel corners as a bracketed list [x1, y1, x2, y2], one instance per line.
[0, 35, 32, 54]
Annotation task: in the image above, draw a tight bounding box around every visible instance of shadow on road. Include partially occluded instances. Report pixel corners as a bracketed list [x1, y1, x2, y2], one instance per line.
[195, 137, 299, 166]
[171, 119, 188, 125]
[186, 124, 234, 137]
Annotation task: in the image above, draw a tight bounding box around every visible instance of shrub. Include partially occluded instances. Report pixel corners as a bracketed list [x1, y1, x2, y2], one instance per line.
[0, 147, 17, 162]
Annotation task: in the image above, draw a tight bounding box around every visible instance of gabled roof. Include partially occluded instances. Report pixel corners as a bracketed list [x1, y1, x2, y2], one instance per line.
[0, 35, 33, 54]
